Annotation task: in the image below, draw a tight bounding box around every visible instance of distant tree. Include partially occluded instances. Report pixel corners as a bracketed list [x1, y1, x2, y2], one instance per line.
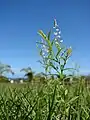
[20, 67, 35, 82]
[0, 76, 9, 83]
[0, 62, 14, 82]
[0, 62, 14, 76]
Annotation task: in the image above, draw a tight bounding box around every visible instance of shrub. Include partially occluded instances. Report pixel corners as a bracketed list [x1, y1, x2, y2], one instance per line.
[0, 76, 9, 83]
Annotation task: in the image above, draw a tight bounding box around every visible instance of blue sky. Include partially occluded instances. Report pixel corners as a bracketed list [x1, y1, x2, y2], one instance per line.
[0, 0, 90, 77]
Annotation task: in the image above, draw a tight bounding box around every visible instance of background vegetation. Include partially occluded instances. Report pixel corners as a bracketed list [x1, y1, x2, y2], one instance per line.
[0, 78, 90, 119]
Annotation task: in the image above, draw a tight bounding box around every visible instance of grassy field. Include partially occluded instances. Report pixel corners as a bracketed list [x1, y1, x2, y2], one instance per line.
[0, 79, 90, 120]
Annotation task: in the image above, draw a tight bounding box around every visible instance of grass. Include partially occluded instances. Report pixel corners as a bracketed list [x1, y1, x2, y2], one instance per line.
[0, 78, 90, 120]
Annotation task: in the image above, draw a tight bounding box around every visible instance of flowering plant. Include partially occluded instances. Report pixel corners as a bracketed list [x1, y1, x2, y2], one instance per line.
[37, 19, 74, 80]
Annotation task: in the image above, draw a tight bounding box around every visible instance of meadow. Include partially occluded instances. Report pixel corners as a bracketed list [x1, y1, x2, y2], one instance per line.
[0, 78, 90, 120]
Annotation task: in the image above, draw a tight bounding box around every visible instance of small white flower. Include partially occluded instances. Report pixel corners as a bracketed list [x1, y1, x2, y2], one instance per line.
[42, 52, 45, 55]
[56, 28, 59, 31]
[59, 56, 61, 59]
[55, 38, 57, 42]
[60, 40, 63, 43]
[43, 55, 46, 58]
[45, 48, 49, 53]
[53, 26, 56, 29]
[47, 59, 50, 63]
[43, 45, 46, 48]
[55, 41, 59, 45]
[55, 38, 57, 41]
[54, 32, 58, 36]
[58, 31, 61, 34]
[57, 35, 61, 38]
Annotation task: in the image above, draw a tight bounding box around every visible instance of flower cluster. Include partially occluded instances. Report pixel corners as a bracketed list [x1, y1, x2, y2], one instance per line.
[41, 39, 49, 58]
[53, 19, 63, 44]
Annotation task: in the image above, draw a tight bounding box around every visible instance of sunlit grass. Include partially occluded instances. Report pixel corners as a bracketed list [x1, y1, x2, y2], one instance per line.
[0, 78, 90, 120]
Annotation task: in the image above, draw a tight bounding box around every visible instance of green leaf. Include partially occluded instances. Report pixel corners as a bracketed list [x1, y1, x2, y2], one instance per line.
[40, 49, 43, 56]
[65, 89, 68, 95]
[60, 56, 66, 62]
[67, 96, 79, 105]
[47, 30, 51, 40]
[36, 41, 48, 47]
[38, 30, 52, 51]
[56, 49, 62, 59]
[63, 68, 77, 71]
[51, 39, 55, 46]
[81, 106, 89, 119]
[37, 60, 43, 65]
[38, 30, 48, 41]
